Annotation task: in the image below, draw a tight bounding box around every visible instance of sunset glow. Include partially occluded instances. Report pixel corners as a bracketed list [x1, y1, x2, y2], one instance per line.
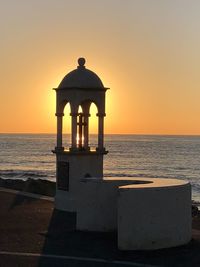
[1, 0, 200, 134]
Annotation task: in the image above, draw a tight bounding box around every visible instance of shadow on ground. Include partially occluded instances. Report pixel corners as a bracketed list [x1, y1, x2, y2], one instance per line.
[1, 190, 200, 266]
[38, 209, 119, 266]
[38, 209, 200, 267]
[9, 193, 38, 210]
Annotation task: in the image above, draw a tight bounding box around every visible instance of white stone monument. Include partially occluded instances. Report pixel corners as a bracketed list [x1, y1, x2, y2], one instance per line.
[53, 58, 192, 250]
[53, 58, 108, 211]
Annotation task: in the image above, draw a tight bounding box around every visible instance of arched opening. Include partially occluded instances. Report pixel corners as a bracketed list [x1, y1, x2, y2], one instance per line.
[89, 102, 98, 150]
[62, 102, 71, 150]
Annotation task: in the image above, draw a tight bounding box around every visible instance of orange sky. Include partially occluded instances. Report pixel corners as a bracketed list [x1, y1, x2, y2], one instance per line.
[1, 0, 200, 134]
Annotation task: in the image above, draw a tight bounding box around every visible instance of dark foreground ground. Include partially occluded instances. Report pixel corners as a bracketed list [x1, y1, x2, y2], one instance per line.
[0, 189, 200, 267]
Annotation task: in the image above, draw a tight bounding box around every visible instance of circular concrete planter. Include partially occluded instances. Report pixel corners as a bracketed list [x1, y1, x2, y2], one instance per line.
[118, 178, 191, 250]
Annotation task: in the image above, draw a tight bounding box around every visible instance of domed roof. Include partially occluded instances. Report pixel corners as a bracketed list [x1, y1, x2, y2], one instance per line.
[58, 58, 104, 89]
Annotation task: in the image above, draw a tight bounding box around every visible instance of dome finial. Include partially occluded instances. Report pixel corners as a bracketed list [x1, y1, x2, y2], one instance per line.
[78, 57, 86, 68]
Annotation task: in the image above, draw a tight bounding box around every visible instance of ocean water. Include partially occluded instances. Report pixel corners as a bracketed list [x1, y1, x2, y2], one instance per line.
[0, 134, 200, 202]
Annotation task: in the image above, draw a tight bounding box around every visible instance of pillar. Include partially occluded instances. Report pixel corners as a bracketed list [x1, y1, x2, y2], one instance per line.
[78, 113, 83, 149]
[84, 114, 90, 150]
[97, 113, 105, 151]
[71, 113, 78, 150]
[56, 112, 64, 150]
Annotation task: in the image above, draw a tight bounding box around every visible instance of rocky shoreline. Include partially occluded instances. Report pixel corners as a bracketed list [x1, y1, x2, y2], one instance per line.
[0, 178, 56, 197]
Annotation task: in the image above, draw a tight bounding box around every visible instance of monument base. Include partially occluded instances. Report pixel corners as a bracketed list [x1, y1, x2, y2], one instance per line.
[118, 179, 191, 250]
[55, 177, 192, 250]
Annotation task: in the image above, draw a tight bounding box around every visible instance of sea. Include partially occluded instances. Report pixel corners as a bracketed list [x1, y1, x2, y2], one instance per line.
[1, 134, 200, 202]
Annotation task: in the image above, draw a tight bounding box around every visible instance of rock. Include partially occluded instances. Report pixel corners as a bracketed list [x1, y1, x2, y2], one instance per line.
[192, 204, 199, 217]
[0, 178, 56, 197]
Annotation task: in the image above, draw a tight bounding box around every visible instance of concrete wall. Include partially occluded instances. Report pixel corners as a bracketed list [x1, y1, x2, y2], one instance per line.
[118, 182, 191, 250]
[75, 178, 151, 231]
[55, 175, 192, 250]
[55, 153, 103, 211]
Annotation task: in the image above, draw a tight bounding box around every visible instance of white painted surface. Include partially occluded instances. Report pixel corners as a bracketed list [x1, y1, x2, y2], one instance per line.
[118, 180, 191, 250]
[55, 153, 104, 211]
[76, 178, 150, 231]
[55, 190, 75, 211]
[55, 174, 192, 250]
[75, 177, 190, 235]
[76, 180, 118, 231]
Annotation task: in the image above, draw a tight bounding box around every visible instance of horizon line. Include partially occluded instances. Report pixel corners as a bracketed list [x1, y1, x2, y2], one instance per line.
[1, 132, 200, 137]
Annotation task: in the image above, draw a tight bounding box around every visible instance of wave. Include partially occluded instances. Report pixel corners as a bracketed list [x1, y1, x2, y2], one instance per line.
[104, 172, 176, 179]
[0, 170, 54, 180]
[0, 169, 193, 183]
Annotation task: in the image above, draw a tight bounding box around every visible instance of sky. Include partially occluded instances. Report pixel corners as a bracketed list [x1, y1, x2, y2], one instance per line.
[1, 0, 200, 134]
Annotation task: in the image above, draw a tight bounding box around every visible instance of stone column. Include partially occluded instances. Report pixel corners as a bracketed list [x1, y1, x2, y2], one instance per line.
[56, 112, 64, 150]
[84, 114, 90, 150]
[71, 113, 78, 150]
[97, 113, 105, 151]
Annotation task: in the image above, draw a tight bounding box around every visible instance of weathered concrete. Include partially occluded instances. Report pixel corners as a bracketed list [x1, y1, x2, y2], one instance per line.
[55, 152, 104, 211]
[118, 179, 191, 250]
[76, 178, 151, 231]
[73, 177, 192, 250]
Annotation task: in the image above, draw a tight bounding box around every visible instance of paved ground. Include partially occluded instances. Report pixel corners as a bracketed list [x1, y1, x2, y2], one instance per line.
[0, 189, 200, 267]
